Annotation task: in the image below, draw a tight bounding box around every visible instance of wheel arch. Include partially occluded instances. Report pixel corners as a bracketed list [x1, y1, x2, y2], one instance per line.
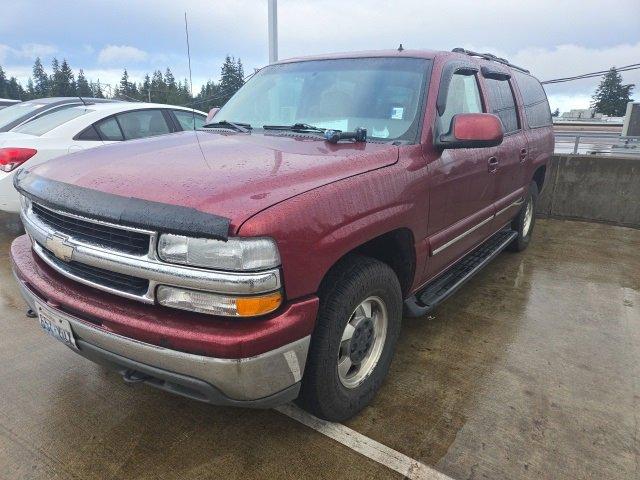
[319, 227, 416, 299]
[532, 164, 546, 194]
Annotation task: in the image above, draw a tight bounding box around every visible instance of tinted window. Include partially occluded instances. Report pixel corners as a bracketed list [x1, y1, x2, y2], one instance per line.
[173, 110, 206, 130]
[514, 71, 552, 128]
[76, 125, 101, 141]
[485, 78, 519, 133]
[439, 73, 483, 132]
[95, 117, 124, 141]
[12, 107, 91, 136]
[116, 109, 170, 140]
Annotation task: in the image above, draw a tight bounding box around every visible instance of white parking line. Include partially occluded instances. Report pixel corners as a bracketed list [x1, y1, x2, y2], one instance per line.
[275, 404, 455, 480]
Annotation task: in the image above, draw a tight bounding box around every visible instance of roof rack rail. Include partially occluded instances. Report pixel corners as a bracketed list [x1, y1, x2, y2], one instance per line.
[451, 48, 530, 74]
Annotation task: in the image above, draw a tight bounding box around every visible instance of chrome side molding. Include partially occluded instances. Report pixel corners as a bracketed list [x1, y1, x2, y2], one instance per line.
[432, 198, 523, 256]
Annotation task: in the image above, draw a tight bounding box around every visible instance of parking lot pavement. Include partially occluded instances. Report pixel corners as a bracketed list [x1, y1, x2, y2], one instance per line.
[1, 213, 638, 480]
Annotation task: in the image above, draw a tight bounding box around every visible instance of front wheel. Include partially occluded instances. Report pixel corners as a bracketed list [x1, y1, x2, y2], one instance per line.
[509, 181, 538, 252]
[298, 255, 402, 421]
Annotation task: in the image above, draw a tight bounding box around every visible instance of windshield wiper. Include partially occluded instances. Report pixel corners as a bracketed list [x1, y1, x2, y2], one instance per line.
[202, 120, 252, 133]
[263, 123, 327, 133]
[263, 123, 367, 144]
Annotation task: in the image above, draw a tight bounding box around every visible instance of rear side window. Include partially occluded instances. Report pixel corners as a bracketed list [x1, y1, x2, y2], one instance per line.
[439, 73, 483, 132]
[95, 117, 124, 141]
[76, 125, 101, 141]
[173, 110, 206, 130]
[484, 78, 519, 134]
[116, 109, 170, 140]
[514, 71, 552, 128]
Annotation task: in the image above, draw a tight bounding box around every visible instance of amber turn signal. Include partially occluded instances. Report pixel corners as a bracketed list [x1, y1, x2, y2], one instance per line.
[236, 292, 283, 317]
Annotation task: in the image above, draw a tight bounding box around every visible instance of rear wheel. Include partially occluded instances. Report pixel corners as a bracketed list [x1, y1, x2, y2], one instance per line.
[509, 181, 538, 252]
[298, 255, 402, 421]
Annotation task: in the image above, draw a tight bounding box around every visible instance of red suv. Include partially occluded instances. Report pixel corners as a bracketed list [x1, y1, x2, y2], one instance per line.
[10, 48, 553, 421]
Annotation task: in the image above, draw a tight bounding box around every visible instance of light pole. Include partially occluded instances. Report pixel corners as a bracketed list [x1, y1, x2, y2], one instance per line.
[268, 0, 278, 64]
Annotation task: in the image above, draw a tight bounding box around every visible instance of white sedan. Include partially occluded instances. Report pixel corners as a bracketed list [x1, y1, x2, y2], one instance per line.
[0, 102, 206, 212]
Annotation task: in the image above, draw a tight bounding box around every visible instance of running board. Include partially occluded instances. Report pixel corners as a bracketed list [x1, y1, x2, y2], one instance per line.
[404, 229, 518, 317]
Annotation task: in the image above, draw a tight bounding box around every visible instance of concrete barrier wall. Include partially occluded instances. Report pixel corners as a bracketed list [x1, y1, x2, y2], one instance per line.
[537, 154, 640, 228]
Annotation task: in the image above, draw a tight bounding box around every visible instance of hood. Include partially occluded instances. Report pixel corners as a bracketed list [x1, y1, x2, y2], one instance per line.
[30, 130, 399, 231]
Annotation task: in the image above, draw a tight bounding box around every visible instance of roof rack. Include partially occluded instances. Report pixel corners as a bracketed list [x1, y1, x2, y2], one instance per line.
[451, 48, 530, 74]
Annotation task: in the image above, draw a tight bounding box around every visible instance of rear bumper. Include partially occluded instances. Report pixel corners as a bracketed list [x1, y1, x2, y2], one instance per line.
[11, 235, 319, 405]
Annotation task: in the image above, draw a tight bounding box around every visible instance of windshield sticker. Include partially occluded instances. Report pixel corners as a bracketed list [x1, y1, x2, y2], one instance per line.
[372, 126, 390, 138]
[391, 107, 404, 120]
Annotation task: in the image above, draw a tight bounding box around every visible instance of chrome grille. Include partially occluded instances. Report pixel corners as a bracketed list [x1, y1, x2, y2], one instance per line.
[21, 197, 282, 305]
[32, 203, 150, 255]
[40, 246, 149, 296]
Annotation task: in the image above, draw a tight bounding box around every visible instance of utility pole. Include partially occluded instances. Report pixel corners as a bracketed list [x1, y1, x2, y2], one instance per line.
[268, 0, 278, 64]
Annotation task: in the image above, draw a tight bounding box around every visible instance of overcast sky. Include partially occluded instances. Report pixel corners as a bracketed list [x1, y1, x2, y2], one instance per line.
[1, 0, 639, 113]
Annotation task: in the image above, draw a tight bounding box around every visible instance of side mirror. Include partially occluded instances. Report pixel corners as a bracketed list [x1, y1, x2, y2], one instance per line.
[206, 107, 220, 123]
[435, 113, 504, 149]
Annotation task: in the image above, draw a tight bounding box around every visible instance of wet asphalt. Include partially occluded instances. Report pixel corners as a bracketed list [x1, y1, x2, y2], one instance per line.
[1, 212, 638, 480]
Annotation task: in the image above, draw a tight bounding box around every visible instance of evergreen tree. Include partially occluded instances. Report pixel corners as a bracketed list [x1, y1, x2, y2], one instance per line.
[164, 68, 179, 104]
[77, 69, 92, 97]
[591, 67, 635, 116]
[141, 74, 151, 101]
[151, 70, 166, 102]
[32, 58, 49, 98]
[6, 77, 24, 99]
[0, 66, 6, 98]
[117, 68, 139, 100]
[49, 58, 75, 96]
[218, 55, 244, 105]
[26, 78, 35, 100]
[0, 66, 25, 100]
[58, 59, 76, 96]
[195, 80, 221, 111]
[92, 80, 105, 99]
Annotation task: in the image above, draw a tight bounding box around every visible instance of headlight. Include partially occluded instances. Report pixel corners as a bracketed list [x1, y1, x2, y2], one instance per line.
[157, 286, 282, 317]
[158, 234, 280, 271]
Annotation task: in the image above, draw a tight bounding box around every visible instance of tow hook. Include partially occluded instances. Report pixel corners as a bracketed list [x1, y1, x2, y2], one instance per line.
[123, 369, 154, 384]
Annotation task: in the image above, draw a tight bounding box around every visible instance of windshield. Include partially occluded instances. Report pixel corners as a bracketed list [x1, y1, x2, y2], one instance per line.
[12, 107, 92, 136]
[0, 102, 45, 129]
[214, 57, 430, 142]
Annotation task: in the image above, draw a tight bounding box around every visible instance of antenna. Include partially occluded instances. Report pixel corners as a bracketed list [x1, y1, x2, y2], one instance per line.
[184, 11, 196, 130]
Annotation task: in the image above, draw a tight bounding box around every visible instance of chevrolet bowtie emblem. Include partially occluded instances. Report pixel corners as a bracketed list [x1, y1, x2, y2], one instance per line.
[45, 233, 74, 262]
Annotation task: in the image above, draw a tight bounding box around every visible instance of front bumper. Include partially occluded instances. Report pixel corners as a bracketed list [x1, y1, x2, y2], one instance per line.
[11, 235, 319, 406]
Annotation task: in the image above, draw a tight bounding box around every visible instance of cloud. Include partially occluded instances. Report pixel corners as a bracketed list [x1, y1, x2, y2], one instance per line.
[19, 43, 58, 59]
[98, 45, 148, 65]
[0, 43, 57, 62]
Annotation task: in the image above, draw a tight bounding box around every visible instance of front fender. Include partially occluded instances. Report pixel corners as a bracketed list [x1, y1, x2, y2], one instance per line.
[238, 166, 422, 301]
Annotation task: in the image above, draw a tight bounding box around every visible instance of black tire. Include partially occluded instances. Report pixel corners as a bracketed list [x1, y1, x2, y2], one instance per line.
[509, 181, 538, 252]
[298, 254, 402, 421]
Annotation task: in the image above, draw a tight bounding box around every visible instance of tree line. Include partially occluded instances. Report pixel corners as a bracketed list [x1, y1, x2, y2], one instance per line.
[0, 55, 246, 111]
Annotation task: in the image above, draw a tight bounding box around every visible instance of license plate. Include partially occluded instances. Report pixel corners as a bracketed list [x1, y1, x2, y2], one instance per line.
[35, 300, 78, 350]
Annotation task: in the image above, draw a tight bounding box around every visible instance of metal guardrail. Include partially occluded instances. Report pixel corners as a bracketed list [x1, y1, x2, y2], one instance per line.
[554, 132, 639, 155]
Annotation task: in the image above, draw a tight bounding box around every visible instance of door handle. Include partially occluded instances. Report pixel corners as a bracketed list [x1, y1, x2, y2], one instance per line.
[488, 156, 499, 173]
[519, 148, 528, 162]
